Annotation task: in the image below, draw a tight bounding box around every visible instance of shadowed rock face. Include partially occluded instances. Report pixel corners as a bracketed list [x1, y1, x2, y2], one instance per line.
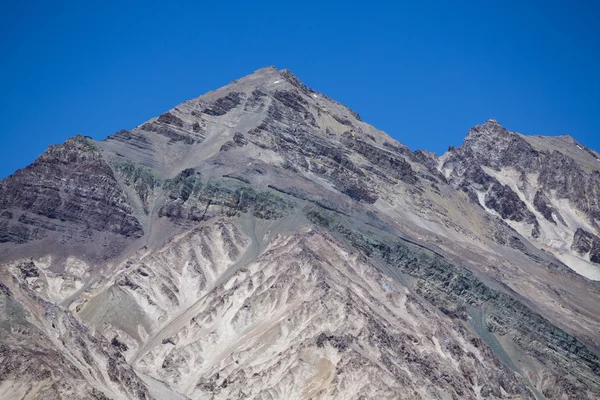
[0, 135, 143, 246]
[203, 92, 245, 116]
[485, 182, 538, 225]
[572, 229, 600, 264]
[1, 67, 600, 399]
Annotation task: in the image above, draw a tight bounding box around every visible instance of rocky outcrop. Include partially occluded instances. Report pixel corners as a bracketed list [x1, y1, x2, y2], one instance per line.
[106, 129, 153, 150]
[156, 112, 184, 127]
[533, 191, 564, 225]
[159, 170, 294, 222]
[140, 121, 195, 144]
[485, 182, 536, 224]
[342, 134, 418, 184]
[203, 92, 245, 116]
[219, 132, 248, 152]
[484, 182, 540, 237]
[572, 228, 600, 263]
[114, 160, 162, 214]
[538, 151, 600, 221]
[0, 135, 143, 244]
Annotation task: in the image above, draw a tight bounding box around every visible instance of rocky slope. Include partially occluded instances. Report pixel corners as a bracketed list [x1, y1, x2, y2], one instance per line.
[1, 67, 599, 399]
[440, 119, 600, 280]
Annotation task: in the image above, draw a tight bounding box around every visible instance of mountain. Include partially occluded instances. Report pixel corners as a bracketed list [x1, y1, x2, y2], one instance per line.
[1, 66, 599, 399]
[441, 119, 600, 280]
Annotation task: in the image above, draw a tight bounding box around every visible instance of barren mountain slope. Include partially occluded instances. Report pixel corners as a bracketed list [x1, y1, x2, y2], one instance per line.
[1, 67, 599, 399]
[441, 119, 600, 280]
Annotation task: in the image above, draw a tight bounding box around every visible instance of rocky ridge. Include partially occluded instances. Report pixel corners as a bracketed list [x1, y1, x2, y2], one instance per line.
[441, 119, 600, 280]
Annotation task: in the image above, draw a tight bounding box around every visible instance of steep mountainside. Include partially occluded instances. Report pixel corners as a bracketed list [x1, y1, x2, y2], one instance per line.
[441, 119, 600, 280]
[1, 67, 599, 399]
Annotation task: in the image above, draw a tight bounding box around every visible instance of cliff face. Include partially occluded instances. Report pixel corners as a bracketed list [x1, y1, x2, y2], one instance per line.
[1, 67, 600, 399]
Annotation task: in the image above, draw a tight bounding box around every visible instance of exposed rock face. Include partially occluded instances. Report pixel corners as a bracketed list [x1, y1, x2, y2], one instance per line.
[485, 182, 538, 226]
[0, 270, 152, 400]
[0, 136, 143, 249]
[158, 171, 294, 222]
[442, 118, 600, 279]
[532, 191, 564, 225]
[1, 67, 600, 399]
[203, 92, 245, 116]
[572, 228, 600, 264]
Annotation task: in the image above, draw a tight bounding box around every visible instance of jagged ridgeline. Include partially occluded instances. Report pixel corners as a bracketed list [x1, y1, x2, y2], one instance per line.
[1, 66, 600, 399]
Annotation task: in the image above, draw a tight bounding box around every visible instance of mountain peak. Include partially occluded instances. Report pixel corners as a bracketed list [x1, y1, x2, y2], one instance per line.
[242, 66, 313, 94]
[467, 118, 509, 137]
[199, 66, 316, 102]
[279, 68, 310, 90]
[483, 118, 500, 126]
[227, 65, 282, 86]
[229, 66, 299, 83]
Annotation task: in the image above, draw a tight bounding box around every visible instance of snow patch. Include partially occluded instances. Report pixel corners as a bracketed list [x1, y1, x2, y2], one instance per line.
[551, 251, 600, 281]
[475, 189, 488, 210]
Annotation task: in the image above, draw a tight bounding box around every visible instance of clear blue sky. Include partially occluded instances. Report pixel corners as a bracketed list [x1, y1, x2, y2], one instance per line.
[1, 1, 598, 178]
